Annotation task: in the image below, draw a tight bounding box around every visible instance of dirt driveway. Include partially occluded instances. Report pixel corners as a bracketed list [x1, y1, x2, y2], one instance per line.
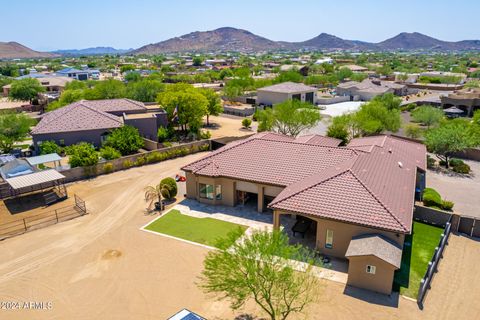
[0, 152, 479, 319]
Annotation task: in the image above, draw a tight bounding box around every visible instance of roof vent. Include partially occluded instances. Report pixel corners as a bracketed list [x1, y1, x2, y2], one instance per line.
[398, 161, 403, 168]
[388, 148, 393, 153]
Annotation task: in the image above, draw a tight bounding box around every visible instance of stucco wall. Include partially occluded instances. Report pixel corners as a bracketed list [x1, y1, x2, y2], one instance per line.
[257, 91, 290, 106]
[311, 216, 405, 258]
[347, 255, 396, 295]
[32, 129, 112, 151]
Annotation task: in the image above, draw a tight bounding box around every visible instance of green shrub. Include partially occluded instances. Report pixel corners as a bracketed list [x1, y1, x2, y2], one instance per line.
[441, 200, 454, 211]
[39, 140, 59, 155]
[199, 144, 210, 151]
[199, 130, 211, 139]
[104, 125, 144, 155]
[427, 155, 436, 169]
[163, 141, 173, 148]
[103, 162, 114, 173]
[122, 159, 133, 169]
[452, 163, 470, 174]
[449, 158, 464, 167]
[157, 127, 169, 142]
[439, 160, 447, 167]
[242, 118, 252, 128]
[99, 146, 121, 160]
[423, 188, 443, 208]
[160, 177, 178, 200]
[146, 151, 162, 163]
[66, 142, 99, 168]
[135, 155, 146, 166]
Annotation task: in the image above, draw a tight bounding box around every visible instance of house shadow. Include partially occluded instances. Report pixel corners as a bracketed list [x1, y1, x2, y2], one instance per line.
[343, 285, 400, 308]
[393, 232, 413, 292]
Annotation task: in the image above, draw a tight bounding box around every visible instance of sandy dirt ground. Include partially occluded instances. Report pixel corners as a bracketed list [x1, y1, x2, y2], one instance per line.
[427, 159, 480, 217]
[0, 152, 479, 319]
[204, 114, 257, 139]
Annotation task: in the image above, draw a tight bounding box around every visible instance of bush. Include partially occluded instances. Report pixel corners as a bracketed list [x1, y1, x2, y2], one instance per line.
[199, 130, 211, 139]
[39, 140, 59, 155]
[104, 125, 144, 155]
[160, 177, 178, 200]
[452, 163, 470, 174]
[404, 124, 422, 139]
[65, 142, 99, 168]
[242, 118, 252, 129]
[441, 200, 454, 211]
[135, 155, 146, 166]
[99, 146, 121, 160]
[122, 159, 133, 169]
[163, 141, 173, 147]
[400, 104, 417, 112]
[426, 155, 436, 169]
[157, 127, 169, 142]
[423, 188, 443, 208]
[103, 162, 114, 173]
[199, 144, 210, 151]
[449, 158, 464, 167]
[439, 160, 447, 167]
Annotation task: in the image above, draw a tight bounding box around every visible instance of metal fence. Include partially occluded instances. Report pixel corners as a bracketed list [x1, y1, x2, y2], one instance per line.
[417, 218, 452, 309]
[0, 195, 87, 241]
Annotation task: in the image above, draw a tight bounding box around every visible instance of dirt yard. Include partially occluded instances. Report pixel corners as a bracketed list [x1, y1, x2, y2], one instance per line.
[0, 152, 479, 319]
[204, 114, 257, 139]
[427, 159, 480, 217]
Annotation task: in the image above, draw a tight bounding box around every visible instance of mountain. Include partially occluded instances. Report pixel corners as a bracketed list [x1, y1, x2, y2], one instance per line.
[377, 32, 480, 50]
[132, 27, 287, 54]
[52, 47, 133, 56]
[297, 33, 356, 50]
[0, 42, 58, 59]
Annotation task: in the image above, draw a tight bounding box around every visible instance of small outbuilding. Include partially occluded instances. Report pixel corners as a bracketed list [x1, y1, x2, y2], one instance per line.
[257, 82, 317, 106]
[345, 234, 402, 295]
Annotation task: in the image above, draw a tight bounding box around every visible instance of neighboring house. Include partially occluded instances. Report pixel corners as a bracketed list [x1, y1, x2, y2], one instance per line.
[440, 87, 480, 116]
[182, 132, 426, 295]
[257, 82, 317, 106]
[56, 67, 90, 80]
[31, 99, 167, 151]
[337, 79, 407, 101]
[342, 64, 369, 73]
[2, 74, 73, 97]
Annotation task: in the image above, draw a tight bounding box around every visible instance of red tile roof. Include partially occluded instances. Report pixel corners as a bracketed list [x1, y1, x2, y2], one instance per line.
[32, 102, 123, 134]
[183, 133, 426, 233]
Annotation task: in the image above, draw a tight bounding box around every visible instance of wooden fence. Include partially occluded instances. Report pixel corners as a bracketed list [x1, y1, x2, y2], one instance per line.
[0, 195, 87, 241]
[417, 217, 452, 309]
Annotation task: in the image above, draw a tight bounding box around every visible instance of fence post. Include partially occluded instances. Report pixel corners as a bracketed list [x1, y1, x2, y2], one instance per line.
[23, 219, 27, 232]
[55, 210, 59, 222]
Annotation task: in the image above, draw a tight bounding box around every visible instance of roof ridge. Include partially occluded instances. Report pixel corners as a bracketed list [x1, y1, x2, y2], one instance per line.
[81, 103, 123, 124]
[348, 169, 408, 232]
[32, 102, 84, 133]
[257, 136, 358, 153]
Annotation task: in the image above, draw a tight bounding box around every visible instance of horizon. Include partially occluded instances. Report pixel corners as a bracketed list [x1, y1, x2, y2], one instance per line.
[1, 0, 479, 51]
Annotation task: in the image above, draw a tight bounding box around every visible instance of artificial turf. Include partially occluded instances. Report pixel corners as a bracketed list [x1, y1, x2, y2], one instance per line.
[393, 221, 444, 298]
[144, 209, 248, 248]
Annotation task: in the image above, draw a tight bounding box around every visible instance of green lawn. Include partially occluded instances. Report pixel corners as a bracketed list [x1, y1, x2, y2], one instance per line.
[144, 209, 248, 248]
[393, 221, 444, 298]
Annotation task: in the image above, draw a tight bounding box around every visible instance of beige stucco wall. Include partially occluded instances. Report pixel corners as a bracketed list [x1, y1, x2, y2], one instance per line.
[257, 91, 290, 105]
[347, 255, 396, 295]
[314, 217, 405, 258]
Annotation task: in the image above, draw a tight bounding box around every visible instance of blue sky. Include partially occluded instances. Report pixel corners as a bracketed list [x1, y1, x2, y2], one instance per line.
[2, 0, 479, 51]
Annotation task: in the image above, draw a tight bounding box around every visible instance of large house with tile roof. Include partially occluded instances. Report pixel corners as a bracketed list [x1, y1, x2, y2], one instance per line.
[182, 132, 426, 294]
[31, 99, 168, 151]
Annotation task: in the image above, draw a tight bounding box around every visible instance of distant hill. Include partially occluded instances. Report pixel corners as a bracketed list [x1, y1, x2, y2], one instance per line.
[0, 42, 58, 59]
[52, 47, 133, 56]
[377, 32, 480, 50]
[132, 27, 288, 54]
[132, 28, 480, 54]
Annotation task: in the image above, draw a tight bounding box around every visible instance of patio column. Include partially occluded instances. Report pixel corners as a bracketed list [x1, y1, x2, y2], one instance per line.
[273, 210, 281, 230]
[257, 185, 264, 213]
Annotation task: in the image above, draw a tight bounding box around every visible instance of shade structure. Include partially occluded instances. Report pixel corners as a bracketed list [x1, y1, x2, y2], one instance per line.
[443, 106, 464, 114]
[5, 169, 65, 190]
[25, 153, 62, 166]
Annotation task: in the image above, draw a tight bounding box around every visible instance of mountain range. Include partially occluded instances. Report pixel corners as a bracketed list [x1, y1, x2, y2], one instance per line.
[2, 28, 480, 59]
[52, 47, 133, 56]
[132, 28, 480, 54]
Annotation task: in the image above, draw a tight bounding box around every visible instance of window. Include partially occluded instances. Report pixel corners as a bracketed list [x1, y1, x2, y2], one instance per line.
[199, 183, 214, 200]
[366, 265, 376, 274]
[325, 229, 333, 249]
[215, 185, 222, 200]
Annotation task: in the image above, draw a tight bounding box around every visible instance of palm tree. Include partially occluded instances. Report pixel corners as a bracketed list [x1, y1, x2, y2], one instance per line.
[144, 183, 165, 212]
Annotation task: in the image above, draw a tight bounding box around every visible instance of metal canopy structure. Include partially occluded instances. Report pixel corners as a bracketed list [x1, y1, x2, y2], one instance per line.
[25, 153, 62, 167]
[5, 169, 65, 190]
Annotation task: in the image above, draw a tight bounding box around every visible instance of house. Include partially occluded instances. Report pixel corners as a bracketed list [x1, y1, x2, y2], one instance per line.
[257, 82, 317, 106]
[31, 99, 167, 151]
[2, 74, 73, 97]
[56, 67, 90, 80]
[440, 87, 480, 117]
[337, 79, 407, 101]
[182, 133, 426, 294]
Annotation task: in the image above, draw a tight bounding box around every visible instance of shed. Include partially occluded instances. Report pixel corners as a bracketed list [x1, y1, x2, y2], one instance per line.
[345, 234, 402, 295]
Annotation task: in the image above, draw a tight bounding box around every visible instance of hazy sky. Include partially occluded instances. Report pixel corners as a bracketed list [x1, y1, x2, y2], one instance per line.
[2, 0, 479, 51]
